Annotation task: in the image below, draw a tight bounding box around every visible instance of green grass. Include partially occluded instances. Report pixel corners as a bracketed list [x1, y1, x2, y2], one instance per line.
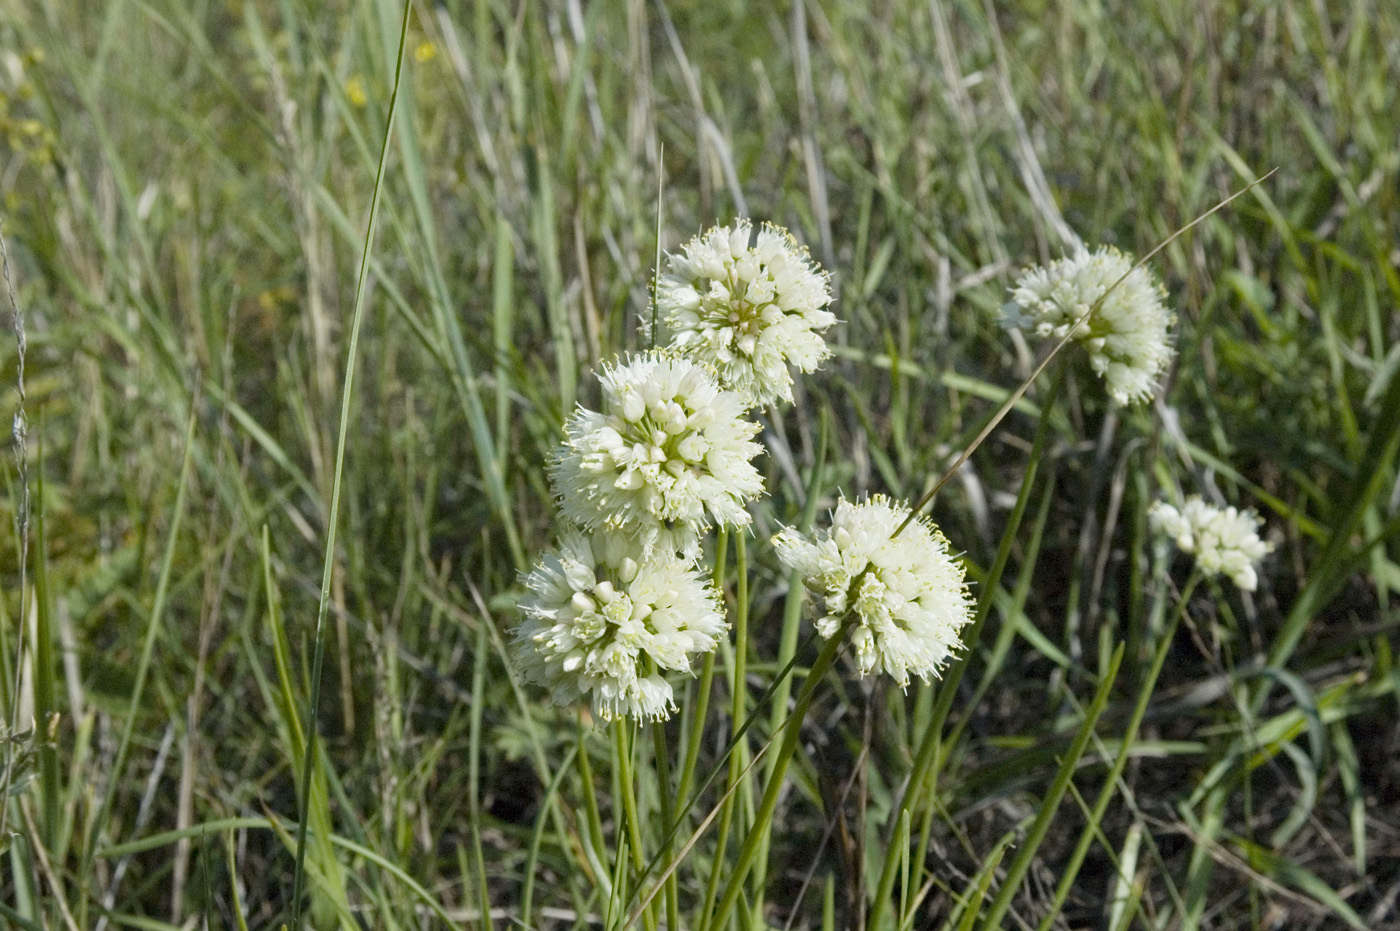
[2, 0, 1399, 929]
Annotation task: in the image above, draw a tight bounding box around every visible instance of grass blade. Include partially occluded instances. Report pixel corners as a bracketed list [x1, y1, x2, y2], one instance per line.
[289, 2, 412, 924]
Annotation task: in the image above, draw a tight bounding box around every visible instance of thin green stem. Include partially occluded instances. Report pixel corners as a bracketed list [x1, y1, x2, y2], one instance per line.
[290, 5, 411, 925]
[894, 171, 1276, 539]
[732, 531, 751, 839]
[979, 644, 1125, 931]
[752, 412, 829, 918]
[576, 724, 608, 880]
[614, 719, 656, 931]
[697, 773, 734, 931]
[676, 528, 729, 814]
[614, 720, 647, 873]
[677, 651, 717, 814]
[651, 720, 680, 931]
[633, 627, 822, 923]
[732, 533, 750, 724]
[703, 531, 753, 931]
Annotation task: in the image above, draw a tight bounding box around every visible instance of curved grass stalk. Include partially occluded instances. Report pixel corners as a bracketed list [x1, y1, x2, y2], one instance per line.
[98, 814, 459, 926]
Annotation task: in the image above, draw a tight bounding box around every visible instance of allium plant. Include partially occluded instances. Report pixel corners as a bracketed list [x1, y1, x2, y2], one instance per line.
[513, 529, 725, 722]
[550, 350, 764, 560]
[774, 494, 973, 687]
[1149, 495, 1271, 590]
[1007, 246, 1174, 405]
[654, 219, 836, 408]
[504, 212, 1250, 931]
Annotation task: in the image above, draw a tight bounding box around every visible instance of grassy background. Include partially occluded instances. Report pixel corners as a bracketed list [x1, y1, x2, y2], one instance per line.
[2, 0, 1399, 928]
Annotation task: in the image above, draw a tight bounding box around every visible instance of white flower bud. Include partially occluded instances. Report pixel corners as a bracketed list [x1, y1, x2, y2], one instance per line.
[1149, 496, 1271, 590]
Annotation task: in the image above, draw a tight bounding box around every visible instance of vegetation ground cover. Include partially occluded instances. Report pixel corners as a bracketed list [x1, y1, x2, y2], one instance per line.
[2, 1, 1399, 928]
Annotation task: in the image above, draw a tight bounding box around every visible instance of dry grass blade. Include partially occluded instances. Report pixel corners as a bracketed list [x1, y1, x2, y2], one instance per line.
[18, 798, 79, 931]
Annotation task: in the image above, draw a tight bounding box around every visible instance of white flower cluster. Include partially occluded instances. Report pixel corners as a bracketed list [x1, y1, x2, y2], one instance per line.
[1149, 496, 1271, 591]
[550, 351, 765, 560]
[515, 219, 842, 721]
[655, 219, 836, 409]
[515, 531, 725, 722]
[1008, 246, 1174, 406]
[515, 351, 759, 722]
[774, 495, 973, 688]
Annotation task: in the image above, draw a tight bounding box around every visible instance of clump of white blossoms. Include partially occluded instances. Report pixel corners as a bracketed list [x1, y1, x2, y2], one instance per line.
[655, 219, 836, 408]
[551, 351, 764, 558]
[514, 529, 726, 721]
[773, 495, 973, 688]
[1149, 496, 1271, 591]
[1007, 246, 1174, 405]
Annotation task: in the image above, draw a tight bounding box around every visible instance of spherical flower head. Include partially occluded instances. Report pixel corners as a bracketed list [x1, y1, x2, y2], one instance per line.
[1149, 496, 1271, 591]
[773, 495, 973, 688]
[513, 529, 727, 722]
[655, 219, 837, 408]
[551, 351, 765, 559]
[1007, 246, 1174, 405]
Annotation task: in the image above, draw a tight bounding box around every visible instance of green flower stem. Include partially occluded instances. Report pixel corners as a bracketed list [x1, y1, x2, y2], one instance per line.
[697, 723, 744, 931]
[575, 725, 607, 885]
[745, 578, 802, 921]
[700, 531, 753, 931]
[652, 712, 680, 931]
[731, 532, 750, 732]
[979, 642, 1125, 931]
[613, 719, 657, 931]
[676, 653, 717, 825]
[751, 412, 828, 920]
[676, 527, 729, 814]
[613, 720, 647, 873]
[731, 531, 753, 836]
[767, 410, 829, 752]
[708, 617, 855, 931]
[664, 528, 723, 928]
[1034, 572, 1200, 931]
[628, 630, 822, 930]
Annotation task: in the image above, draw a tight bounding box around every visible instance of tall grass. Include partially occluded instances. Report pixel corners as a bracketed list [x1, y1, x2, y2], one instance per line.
[2, 0, 1399, 929]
